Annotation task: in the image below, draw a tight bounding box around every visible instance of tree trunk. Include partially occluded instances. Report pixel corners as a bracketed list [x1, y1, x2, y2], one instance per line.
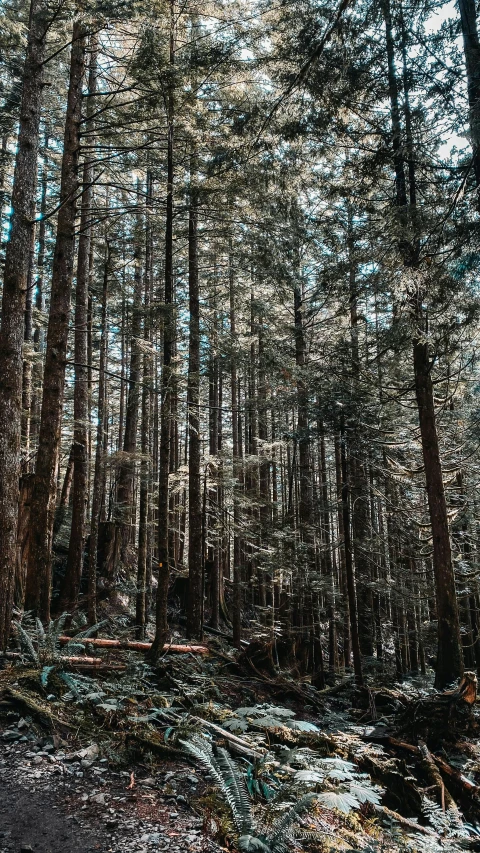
[186, 158, 203, 639]
[116, 193, 143, 560]
[25, 20, 86, 621]
[87, 241, 111, 624]
[148, 0, 175, 660]
[136, 171, 153, 639]
[0, 0, 46, 649]
[230, 249, 242, 649]
[340, 415, 363, 686]
[382, 0, 463, 688]
[413, 337, 464, 688]
[458, 0, 480, 196]
[59, 37, 98, 613]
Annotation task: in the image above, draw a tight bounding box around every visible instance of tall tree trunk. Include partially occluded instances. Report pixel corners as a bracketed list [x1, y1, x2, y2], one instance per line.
[383, 0, 463, 688]
[458, 0, 480, 196]
[186, 157, 202, 639]
[21, 229, 36, 468]
[413, 336, 463, 687]
[116, 194, 143, 559]
[24, 20, 86, 621]
[59, 36, 98, 613]
[136, 171, 153, 638]
[340, 415, 363, 686]
[31, 139, 48, 451]
[0, 0, 46, 649]
[87, 241, 110, 625]
[348, 214, 373, 657]
[230, 249, 242, 649]
[148, 0, 175, 660]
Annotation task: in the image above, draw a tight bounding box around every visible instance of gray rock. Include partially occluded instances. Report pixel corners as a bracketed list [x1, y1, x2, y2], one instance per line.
[90, 792, 107, 805]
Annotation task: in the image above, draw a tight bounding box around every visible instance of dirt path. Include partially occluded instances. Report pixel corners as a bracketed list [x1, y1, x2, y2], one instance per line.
[0, 724, 219, 853]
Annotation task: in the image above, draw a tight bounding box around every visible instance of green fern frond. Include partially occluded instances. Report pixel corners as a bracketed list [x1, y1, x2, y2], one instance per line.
[215, 747, 253, 835]
[180, 736, 226, 793]
[59, 672, 83, 700]
[35, 618, 45, 647]
[13, 621, 39, 664]
[180, 737, 253, 836]
[267, 793, 316, 853]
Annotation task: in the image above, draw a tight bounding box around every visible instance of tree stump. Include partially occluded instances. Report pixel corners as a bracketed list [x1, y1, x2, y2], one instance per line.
[395, 672, 478, 746]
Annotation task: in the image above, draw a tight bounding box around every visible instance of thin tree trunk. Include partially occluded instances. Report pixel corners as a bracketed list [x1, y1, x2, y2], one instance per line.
[230, 249, 242, 649]
[186, 157, 202, 639]
[87, 241, 110, 625]
[116, 193, 143, 558]
[148, 0, 175, 660]
[458, 0, 480, 196]
[21, 229, 36, 467]
[383, 0, 463, 688]
[340, 414, 363, 686]
[136, 171, 153, 638]
[31, 140, 48, 450]
[59, 37, 98, 613]
[0, 0, 46, 649]
[413, 337, 464, 687]
[25, 20, 86, 621]
[53, 443, 74, 540]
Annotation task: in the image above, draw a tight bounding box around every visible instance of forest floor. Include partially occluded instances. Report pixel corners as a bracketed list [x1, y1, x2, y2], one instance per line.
[0, 730, 218, 853]
[2, 620, 480, 853]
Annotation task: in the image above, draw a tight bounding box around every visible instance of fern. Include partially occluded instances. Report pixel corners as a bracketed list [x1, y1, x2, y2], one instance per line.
[215, 747, 253, 835]
[181, 735, 317, 853]
[13, 621, 39, 664]
[46, 612, 69, 660]
[13, 614, 110, 667]
[267, 793, 317, 853]
[180, 736, 228, 794]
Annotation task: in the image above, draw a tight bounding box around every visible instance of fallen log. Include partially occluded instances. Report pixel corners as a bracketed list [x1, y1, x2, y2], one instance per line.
[434, 753, 480, 796]
[58, 637, 209, 654]
[362, 731, 480, 824]
[418, 740, 456, 811]
[127, 731, 184, 759]
[375, 805, 437, 837]
[60, 654, 114, 666]
[0, 686, 74, 729]
[317, 676, 354, 696]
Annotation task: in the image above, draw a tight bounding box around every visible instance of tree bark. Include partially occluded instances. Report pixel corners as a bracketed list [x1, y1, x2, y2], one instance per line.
[116, 191, 143, 559]
[24, 20, 86, 620]
[340, 415, 363, 686]
[59, 36, 98, 613]
[230, 249, 242, 649]
[413, 337, 464, 688]
[148, 0, 175, 660]
[0, 0, 46, 649]
[186, 157, 203, 639]
[136, 171, 153, 639]
[87, 241, 110, 625]
[458, 0, 480, 196]
[382, 0, 463, 688]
